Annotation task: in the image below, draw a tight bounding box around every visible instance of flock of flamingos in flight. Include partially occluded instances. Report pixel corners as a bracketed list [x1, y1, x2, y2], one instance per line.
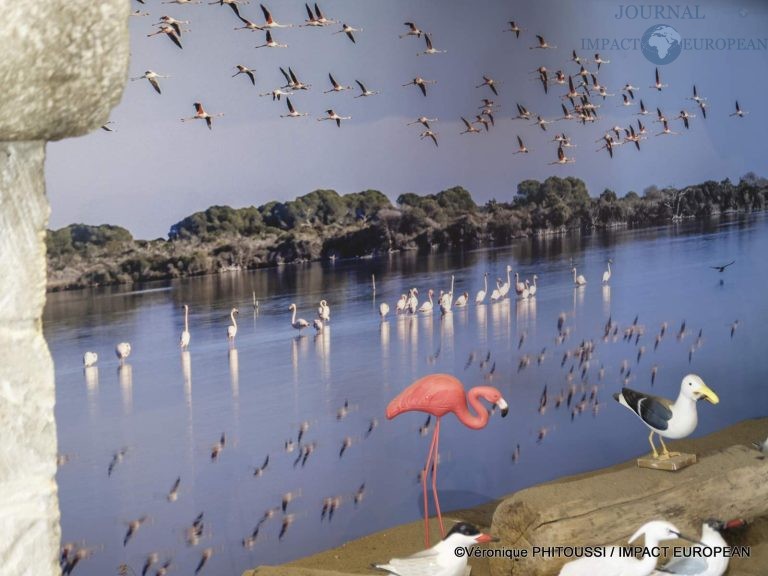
[117, 0, 750, 164]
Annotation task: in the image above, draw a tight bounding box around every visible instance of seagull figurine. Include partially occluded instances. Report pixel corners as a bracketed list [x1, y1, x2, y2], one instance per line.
[652, 518, 747, 576]
[613, 374, 719, 459]
[560, 520, 696, 575]
[373, 522, 497, 576]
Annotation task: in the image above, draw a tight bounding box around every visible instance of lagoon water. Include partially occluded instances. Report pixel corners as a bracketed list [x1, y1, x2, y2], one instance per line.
[47, 215, 768, 575]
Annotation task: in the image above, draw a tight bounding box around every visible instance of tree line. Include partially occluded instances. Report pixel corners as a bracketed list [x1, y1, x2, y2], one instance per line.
[46, 173, 768, 290]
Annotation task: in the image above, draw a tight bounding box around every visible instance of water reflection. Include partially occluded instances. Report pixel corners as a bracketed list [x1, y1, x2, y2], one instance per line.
[84, 366, 99, 419]
[602, 285, 612, 316]
[229, 347, 239, 400]
[314, 326, 331, 381]
[118, 364, 132, 414]
[181, 350, 192, 409]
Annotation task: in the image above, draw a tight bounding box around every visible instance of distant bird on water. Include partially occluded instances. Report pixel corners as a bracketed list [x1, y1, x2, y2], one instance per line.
[115, 342, 131, 365]
[180, 304, 190, 350]
[602, 259, 612, 284]
[227, 307, 239, 344]
[572, 267, 587, 286]
[83, 351, 98, 367]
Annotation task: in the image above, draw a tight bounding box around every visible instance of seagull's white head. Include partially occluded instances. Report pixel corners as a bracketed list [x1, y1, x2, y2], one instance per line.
[680, 374, 719, 404]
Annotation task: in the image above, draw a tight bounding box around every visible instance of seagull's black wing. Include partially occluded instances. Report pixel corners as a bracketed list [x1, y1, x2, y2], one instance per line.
[616, 388, 673, 430]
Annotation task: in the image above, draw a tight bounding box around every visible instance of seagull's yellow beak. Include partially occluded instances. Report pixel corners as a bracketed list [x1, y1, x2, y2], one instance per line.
[700, 384, 720, 405]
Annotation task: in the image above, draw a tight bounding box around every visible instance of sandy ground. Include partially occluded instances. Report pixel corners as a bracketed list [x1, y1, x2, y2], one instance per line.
[246, 418, 768, 576]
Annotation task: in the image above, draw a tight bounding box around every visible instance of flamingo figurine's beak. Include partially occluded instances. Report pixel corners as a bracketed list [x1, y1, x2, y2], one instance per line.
[495, 398, 509, 418]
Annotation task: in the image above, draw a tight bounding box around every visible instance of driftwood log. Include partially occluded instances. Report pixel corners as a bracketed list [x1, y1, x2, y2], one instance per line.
[490, 445, 768, 576]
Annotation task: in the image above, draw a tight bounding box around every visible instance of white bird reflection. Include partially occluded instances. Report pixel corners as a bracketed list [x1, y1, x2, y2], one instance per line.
[602, 284, 611, 316]
[229, 348, 239, 400]
[181, 350, 192, 409]
[118, 364, 133, 415]
[314, 325, 331, 381]
[475, 304, 488, 346]
[440, 310, 454, 356]
[84, 366, 99, 419]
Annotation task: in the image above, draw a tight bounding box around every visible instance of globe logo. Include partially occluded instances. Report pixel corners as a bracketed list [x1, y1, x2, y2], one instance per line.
[641, 24, 682, 65]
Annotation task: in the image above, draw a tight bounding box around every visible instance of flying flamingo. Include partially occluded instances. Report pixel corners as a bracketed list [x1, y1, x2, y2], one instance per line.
[386, 374, 508, 546]
[513, 135, 529, 154]
[418, 34, 446, 56]
[131, 70, 170, 94]
[209, 0, 246, 19]
[730, 100, 748, 118]
[408, 116, 437, 129]
[255, 30, 287, 48]
[181, 102, 223, 130]
[403, 76, 436, 97]
[420, 130, 438, 147]
[476, 75, 499, 95]
[460, 117, 480, 134]
[259, 3, 294, 28]
[400, 22, 424, 38]
[147, 24, 183, 49]
[651, 67, 668, 91]
[227, 307, 239, 345]
[324, 73, 352, 93]
[317, 109, 351, 127]
[505, 21, 523, 37]
[180, 304, 191, 350]
[280, 98, 307, 118]
[530, 34, 556, 49]
[354, 80, 379, 97]
[232, 65, 256, 85]
[334, 23, 362, 43]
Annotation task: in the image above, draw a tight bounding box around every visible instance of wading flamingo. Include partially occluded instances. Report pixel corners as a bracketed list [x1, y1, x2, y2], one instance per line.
[180, 304, 191, 349]
[572, 267, 586, 286]
[227, 307, 239, 345]
[602, 259, 612, 284]
[386, 374, 508, 547]
[115, 342, 132, 364]
[529, 275, 538, 296]
[289, 303, 310, 333]
[475, 272, 488, 304]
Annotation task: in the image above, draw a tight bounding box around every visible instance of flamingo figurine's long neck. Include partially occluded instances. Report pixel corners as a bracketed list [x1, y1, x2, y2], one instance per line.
[573, 268, 577, 283]
[506, 267, 511, 285]
[184, 306, 189, 332]
[454, 387, 494, 429]
[607, 262, 611, 275]
[483, 274, 488, 292]
[290, 306, 296, 325]
[231, 310, 237, 328]
[450, 275, 454, 296]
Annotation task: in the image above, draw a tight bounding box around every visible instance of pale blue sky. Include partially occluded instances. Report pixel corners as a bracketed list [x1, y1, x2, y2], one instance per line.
[46, 0, 768, 239]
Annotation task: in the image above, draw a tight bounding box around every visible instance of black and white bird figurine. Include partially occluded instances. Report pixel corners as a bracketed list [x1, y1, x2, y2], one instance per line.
[372, 522, 497, 576]
[613, 374, 719, 459]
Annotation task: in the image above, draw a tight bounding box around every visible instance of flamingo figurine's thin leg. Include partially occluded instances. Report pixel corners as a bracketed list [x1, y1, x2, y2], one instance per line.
[422, 420, 439, 547]
[431, 418, 445, 538]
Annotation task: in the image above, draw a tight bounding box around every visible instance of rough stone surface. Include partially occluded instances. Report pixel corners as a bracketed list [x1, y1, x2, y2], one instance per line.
[489, 445, 768, 576]
[0, 143, 60, 576]
[0, 4, 129, 574]
[0, 0, 130, 141]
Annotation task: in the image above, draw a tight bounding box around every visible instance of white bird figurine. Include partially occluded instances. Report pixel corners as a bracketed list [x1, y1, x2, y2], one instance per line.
[83, 351, 98, 367]
[418, 289, 434, 313]
[373, 522, 497, 576]
[379, 302, 390, 319]
[115, 342, 131, 365]
[613, 374, 719, 459]
[559, 520, 692, 576]
[572, 267, 587, 286]
[652, 518, 746, 576]
[289, 303, 310, 333]
[180, 304, 191, 350]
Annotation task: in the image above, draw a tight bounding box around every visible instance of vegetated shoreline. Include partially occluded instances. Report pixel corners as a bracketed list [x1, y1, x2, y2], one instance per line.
[46, 173, 768, 292]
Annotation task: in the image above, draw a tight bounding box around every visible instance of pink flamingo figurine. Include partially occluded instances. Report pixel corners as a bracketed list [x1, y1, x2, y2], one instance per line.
[386, 373, 509, 547]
